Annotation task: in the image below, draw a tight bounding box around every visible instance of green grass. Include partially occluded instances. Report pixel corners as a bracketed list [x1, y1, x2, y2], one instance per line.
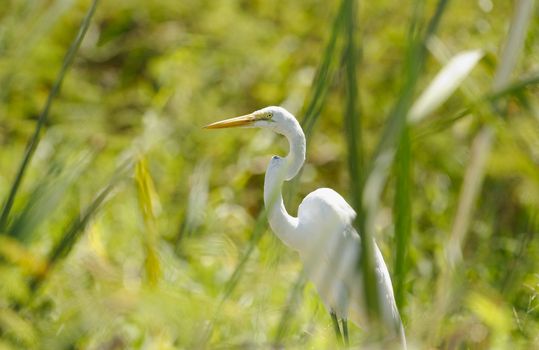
[0, 0, 538, 348]
[0, 0, 100, 231]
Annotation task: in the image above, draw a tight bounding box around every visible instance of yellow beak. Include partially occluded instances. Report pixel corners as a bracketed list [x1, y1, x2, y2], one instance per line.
[203, 113, 257, 129]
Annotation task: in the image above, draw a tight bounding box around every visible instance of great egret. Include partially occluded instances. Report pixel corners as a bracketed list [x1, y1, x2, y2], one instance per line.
[205, 106, 406, 347]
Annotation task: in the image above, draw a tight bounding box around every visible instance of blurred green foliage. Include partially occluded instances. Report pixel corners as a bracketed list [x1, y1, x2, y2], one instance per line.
[0, 0, 538, 348]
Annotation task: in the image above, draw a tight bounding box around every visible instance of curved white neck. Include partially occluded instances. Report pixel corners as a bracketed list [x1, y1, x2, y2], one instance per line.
[263, 120, 306, 250]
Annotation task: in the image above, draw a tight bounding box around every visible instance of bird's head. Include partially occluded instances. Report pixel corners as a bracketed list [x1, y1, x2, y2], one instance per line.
[205, 106, 305, 180]
[204, 106, 297, 134]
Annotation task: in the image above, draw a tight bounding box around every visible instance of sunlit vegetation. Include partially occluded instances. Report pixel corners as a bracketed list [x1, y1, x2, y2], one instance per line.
[0, 0, 538, 348]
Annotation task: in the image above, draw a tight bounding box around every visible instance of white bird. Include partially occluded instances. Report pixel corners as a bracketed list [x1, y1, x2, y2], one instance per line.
[205, 106, 406, 347]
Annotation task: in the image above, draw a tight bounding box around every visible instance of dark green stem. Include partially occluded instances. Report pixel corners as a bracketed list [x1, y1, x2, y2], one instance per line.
[0, 0, 100, 230]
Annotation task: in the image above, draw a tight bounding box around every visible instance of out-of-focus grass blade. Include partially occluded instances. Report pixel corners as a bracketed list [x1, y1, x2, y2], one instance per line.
[447, 127, 493, 265]
[408, 50, 483, 124]
[428, 0, 535, 343]
[0, 0, 100, 231]
[341, 0, 386, 327]
[28, 160, 131, 295]
[487, 71, 539, 101]
[220, 212, 268, 303]
[8, 152, 93, 243]
[199, 161, 301, 347]
[491, 0, 535, 91]
[366, 0, 448, 168]
[343, 0, 364, 211]
[405, 42, 483, 295]
[176, 161, 210, 245]
[0, 0, 75, 103]
[40, 184, 114, 275]
[135, 156, 162, 286]
[447, 0, 535, 267]
[196, 210, 268, 348]
[135, 156, 161, 225]
[393, 127, 411, 312]
[300, 0, 348, 139]
[360, 0, 449, 330]
[273, 272, 307, 344]
[415, 71, 539, 140]
[286, 0, 348, 204]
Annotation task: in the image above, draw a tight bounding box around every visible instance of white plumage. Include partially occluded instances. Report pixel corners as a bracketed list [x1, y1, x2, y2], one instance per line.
[205, 106, 406, 347]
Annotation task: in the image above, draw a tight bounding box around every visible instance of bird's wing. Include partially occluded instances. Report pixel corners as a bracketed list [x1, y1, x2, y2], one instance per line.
[298, 187, 356, 227]
[296, 188, 402, 332]
[296, 188, 361, 316]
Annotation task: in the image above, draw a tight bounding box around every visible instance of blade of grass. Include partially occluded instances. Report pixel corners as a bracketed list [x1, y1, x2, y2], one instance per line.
[360, 0, 450, 329]
[414, 71, 539, 140]
[176, 160, 211, 247]
[426, 0, 535, 343]
[394, 46, 482, 317]
[447, 0, 535, 269]
[286, 0, 348, 205]
[300, 0, 348, 139]
[195, 210, 268, 348]
[491, 0, 536, 92]
[487, 71, 539, 101]
[366, 0, 449, 167]
[0, 0, 75, 103]
[27, 183, 113, 294]
[273, 272, 307, 344]
[135, 156, 162, 286]
[195, 164, 283, 347]
[446, 127, 493, 265]
[0, 0, 100, 230]
[343, 0, 364, 214]
[341, 0, 386, 327]
[393, 126, 411, 312]
[27, 159, 131, 297]
[413, 34, 537, 140]
[220, 214, 268, 304]
[8, 151, 93, 243]
[408, 49, 484, 124]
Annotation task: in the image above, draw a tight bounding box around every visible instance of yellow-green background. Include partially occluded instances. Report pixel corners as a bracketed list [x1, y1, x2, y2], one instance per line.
[0, 0, 538, 348]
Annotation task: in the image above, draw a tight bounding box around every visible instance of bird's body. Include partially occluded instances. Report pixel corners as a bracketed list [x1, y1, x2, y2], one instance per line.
[206, 106, 406, 347]
[296, 188, 400, 330]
